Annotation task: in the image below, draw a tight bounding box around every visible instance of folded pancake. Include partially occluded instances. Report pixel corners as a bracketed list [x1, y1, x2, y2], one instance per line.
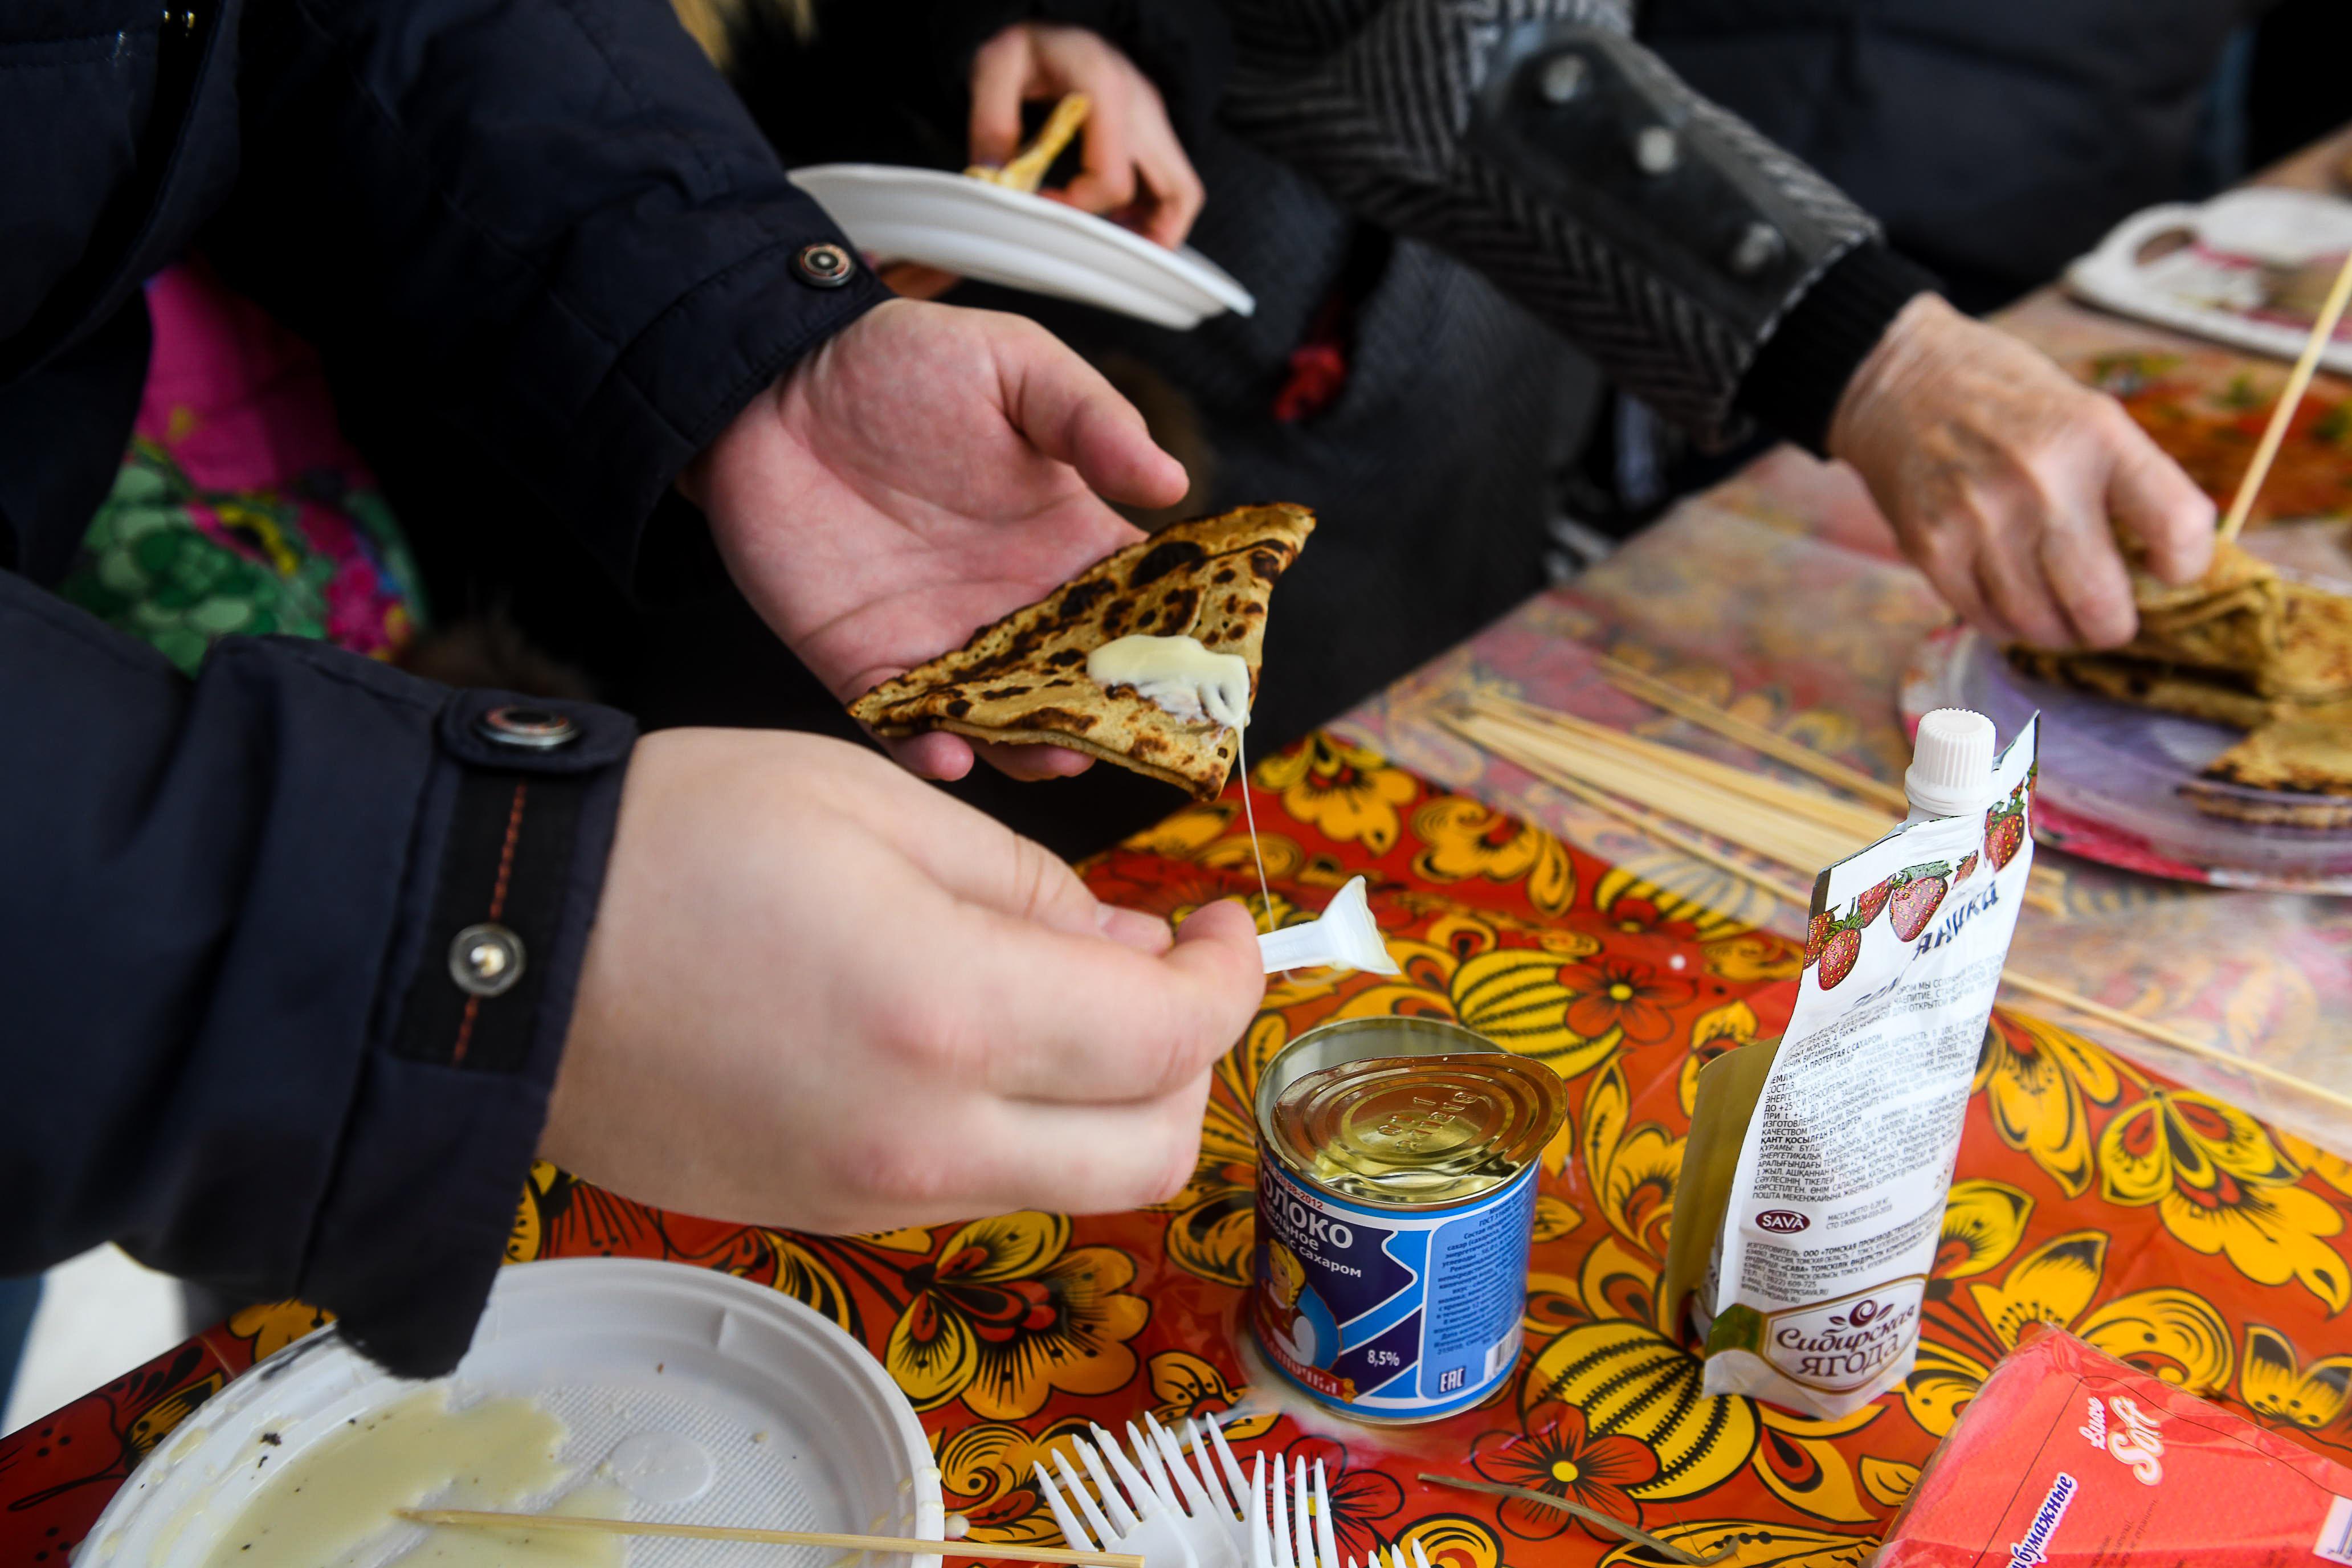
[2115, 542, 2285, 676]
[2003, 646, 2286, 730]
[2187, 707, 2352, 828]
[848, 504, 1315, 798]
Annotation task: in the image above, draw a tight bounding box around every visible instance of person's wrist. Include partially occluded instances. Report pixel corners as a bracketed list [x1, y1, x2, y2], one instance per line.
[1826, 292, 1954, 468]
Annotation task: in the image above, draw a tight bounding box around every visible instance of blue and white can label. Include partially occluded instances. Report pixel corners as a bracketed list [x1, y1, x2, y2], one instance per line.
[1250, 1152, 1536, 1420]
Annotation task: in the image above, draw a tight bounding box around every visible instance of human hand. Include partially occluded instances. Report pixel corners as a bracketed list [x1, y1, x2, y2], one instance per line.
[970, 23, 1206, 248]
[685, 297, 1187, 781]
[545, 728, 1265, 1233]
[1828, 295, 2217, 648]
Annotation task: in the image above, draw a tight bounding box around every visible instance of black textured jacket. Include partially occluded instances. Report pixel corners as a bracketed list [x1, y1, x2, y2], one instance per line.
[1, 0, 887, 1377]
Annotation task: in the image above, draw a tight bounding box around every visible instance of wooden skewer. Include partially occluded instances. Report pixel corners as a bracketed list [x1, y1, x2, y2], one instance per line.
[967, 93, 1093, 194]
[397, 1510, 1142, 1567]
[1434, 712, 1816, 908]
[1448, 697, 2067, 915]
[2218, 247, 2352, 543]
[1444, 711, 2352, 1116]
[1994, 970, 2352, 1116]
[1593, 655, 1912, 814]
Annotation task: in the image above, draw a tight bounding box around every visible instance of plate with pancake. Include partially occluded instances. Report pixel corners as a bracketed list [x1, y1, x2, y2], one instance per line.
[1903, 544, 2352, 892]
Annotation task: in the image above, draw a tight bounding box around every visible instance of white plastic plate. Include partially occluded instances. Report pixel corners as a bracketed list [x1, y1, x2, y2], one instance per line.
[790, 162, 1255, 330]
[80, 1259, 942, 1567]
[2065, 187, 2352, 373]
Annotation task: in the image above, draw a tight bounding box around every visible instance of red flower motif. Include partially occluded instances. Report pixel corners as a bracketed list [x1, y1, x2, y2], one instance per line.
[1277, 1434, 1404, 1563]
[1557, 958, 1696, 1046]
[1469, 1401, 1658, 1541]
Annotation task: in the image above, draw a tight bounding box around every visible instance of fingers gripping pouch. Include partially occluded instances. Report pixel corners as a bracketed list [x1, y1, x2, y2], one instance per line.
[1663, 712, 2038, 1418]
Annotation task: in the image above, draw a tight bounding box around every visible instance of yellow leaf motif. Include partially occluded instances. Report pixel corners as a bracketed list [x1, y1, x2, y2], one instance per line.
[858, 1227, 939, 1253]
[1859, 1457, 1918, 1509]
[1452, 949, 1619, 1077]
[1411, 797, 1575, 914]
[1937, 1181, 2034, 1280]
[1903, 1338, 1994, 1438]
[1396, 1515, 1503, 1568]
[2100, 1091, 2350, 1311]
[2239, 1324, 2352, 1431]
[228, 1300, 335, 1361]
[2280, 1130, 2352, 1199]
[1702, 933, 1803, 983]
[1599, 1521, 1875, 1568]
[1255, 735, 1420, 855]
[1596, 858, 1769, 941]
[1125, 801, 1237, 859]
[2077, 1290, 2232, 1395]
[1532, 1194, 1585, 1242]
[1967, 1231, 2106, 1348]
[1975, 1014, 2122, 1199]
[934, 1418, 1099, 1545]
[1525, 1320, 1758, 1501]
[1145, 1350, 1279, 1442]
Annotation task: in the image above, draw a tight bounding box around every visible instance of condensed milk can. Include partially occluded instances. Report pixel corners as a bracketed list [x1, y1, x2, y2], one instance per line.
[1251, 1017, 1566, 1422]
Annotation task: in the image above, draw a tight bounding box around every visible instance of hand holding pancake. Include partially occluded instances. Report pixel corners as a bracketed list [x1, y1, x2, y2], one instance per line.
[546, 729, 1265, 1233]
[685, 297, 1189, 781]
[1829, 293, 2218, 649]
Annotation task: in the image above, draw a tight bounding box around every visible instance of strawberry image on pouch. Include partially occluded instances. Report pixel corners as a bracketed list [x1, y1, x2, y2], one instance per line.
[1887, 862, 1953, 941]
[1986, 793, 2028, 870]
[1804, 909, 1834, 969]
[1953, 849, 1979, 884]
[1852, 875, 1895, 926]
[1816, 916, 1864, 989]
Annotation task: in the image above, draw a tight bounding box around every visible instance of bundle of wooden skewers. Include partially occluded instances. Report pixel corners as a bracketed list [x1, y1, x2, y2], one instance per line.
[1434, 654, 2352, 1118]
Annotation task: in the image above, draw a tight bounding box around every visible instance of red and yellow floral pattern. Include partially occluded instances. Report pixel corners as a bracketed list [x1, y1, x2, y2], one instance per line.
[6, 736, 2349, 1565]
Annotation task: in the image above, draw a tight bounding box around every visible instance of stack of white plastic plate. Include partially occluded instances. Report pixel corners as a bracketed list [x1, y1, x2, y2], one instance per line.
[80, 1259, 941, 1566]
[790, 163, 1255, 330]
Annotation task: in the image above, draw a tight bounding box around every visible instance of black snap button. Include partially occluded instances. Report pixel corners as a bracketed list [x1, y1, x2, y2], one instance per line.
[449, 922, 526, 997]
[477, 705, 579, 750]
[792, 242, 856, 289]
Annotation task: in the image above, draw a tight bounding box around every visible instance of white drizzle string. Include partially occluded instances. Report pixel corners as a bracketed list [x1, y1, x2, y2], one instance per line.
[1231, 721, 1275, 936]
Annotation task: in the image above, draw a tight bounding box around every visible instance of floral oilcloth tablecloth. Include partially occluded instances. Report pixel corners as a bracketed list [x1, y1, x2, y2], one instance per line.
[5, 738, 2349, 1567]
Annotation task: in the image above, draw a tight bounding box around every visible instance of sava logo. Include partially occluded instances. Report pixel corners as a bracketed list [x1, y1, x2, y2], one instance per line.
[1755, 1210, 1810, 1234]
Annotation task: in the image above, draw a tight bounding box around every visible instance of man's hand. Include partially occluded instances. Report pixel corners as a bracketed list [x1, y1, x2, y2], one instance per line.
[685, 297, 1187, 781]
[1828, 295, 2218, 649]
[545, 729, 1265, 1233]
[971, 23, 1206, 248]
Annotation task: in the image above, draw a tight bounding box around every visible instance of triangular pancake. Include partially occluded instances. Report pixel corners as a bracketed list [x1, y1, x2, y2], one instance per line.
[2262, 583, 2352, 699]
[2186, 705, 2352, 828]
[2117, 542, 2284, 675]
[849, 504, 1316, 797]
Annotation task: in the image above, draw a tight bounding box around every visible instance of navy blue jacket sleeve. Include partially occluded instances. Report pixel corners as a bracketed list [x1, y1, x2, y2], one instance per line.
[0, 574, 635, 1377]
[201, 0, 892, 592]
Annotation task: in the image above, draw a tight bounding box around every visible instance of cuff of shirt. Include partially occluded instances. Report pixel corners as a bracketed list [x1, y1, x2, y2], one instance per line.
[299, 688, 635, 1377]
[1734, 242, 1940, 457]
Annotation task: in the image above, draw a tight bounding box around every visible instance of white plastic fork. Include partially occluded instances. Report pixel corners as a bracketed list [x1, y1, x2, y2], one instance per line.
[1035, 1414, 1252, 1568]
[1246, 1452, 1431, 1568]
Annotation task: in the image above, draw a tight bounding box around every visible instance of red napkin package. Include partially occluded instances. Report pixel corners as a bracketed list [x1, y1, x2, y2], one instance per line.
[1877, 1329, 2352, 1566]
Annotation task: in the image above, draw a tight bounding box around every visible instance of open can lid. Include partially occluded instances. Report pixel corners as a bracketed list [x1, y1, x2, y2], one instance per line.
[1268, 1051, 1567, 1207]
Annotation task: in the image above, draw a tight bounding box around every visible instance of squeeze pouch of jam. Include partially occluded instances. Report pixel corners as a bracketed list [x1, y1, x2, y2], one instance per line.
[1663, 713, 2038, 1418]
[1878, 1329, 2352, 1566]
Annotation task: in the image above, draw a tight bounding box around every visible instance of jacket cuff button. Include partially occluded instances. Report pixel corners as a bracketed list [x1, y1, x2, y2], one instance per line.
[477, 705, 578, 750]
[792, 242, 857, 289]
[450, 922, 526, 997]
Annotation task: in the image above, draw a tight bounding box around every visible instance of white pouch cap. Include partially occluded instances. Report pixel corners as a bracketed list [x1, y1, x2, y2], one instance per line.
[1904, 708, 1998, 818]
[1256, 876, 1400, 975]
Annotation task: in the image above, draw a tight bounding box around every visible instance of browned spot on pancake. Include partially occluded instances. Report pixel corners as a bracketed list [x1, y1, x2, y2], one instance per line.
[1103, 600, 1131, 636]
[1130, 538, 1207, 588]
[1243, 603, 1264, 616]
[1132, 732, 1166, 756]
[1056, 579, 1115, 622]
[978, 685, 1031, 700]
[1250, 548, 1282, 579]
[945, 699, 972, 717]
[1212, 568, 1236, 585]
[1158, 586, 1199, 631]
[1022, 707, 1100, 734]
[1047, 647, 1085, 667]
